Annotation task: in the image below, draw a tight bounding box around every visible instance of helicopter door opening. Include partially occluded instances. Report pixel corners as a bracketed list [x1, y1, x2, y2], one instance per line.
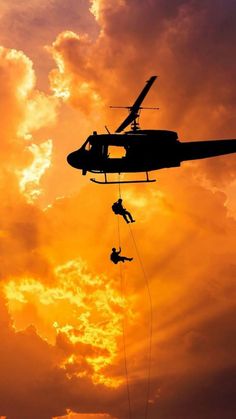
[108, 145, 126, 159]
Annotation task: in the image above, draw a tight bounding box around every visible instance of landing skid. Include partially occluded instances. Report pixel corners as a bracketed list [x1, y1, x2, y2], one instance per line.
[90, 172, 156, 184]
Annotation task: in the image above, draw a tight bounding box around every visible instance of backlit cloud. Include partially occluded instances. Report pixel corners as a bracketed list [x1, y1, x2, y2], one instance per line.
[18, 140, 53, 202]
[0, 45, 58, 203]
[48, 31, 103, 112]
[4, 257, 127, 387]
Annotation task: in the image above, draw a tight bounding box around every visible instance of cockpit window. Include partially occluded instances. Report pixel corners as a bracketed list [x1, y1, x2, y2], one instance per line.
[84, 140, 91, 151]
[108, 145, 126, 159]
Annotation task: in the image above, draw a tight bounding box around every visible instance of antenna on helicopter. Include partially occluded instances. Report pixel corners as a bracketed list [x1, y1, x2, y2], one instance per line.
[110, 76, 159, 132]
[105, 125, 111, 134]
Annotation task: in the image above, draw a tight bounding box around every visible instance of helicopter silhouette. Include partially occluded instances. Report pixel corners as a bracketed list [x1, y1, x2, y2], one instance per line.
[67, 76, 236, 184]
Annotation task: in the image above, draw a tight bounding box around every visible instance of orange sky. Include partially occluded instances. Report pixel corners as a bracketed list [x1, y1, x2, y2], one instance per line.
[0, 1, 236, 419]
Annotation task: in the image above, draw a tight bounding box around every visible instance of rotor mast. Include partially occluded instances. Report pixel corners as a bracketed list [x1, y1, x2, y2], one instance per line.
[111, 76, 159, 132]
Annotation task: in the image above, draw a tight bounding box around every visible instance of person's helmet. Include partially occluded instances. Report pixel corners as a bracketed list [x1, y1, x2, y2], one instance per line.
[118, 198, 122, 202]
[112, 248, 116, 251]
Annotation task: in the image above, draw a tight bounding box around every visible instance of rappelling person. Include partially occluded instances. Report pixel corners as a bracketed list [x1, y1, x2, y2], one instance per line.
[112, 198, 135, 224]
[110, 247, 133, 264]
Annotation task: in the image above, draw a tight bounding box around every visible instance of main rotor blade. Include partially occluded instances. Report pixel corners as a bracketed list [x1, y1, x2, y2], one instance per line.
[115, 76, 157, 133]
[131, 76, 157, 111]
[115, 112, 139, 133]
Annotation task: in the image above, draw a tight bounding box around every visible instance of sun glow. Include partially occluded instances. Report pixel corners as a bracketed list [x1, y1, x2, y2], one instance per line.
[53, 411, 115, 419]
[18, 139, 53, 202]
[0, 47, 36, 98]
[47, 30, 103, 111]
[4, 258, 127, 387]
[89, 0, 126, 21]
[89, 0, 101, 20]
[47, 31, 80, 101]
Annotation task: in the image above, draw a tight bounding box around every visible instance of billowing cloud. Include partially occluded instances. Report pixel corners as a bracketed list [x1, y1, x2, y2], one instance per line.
[0, 0, 98, 91]
[47, 31, 103, 112]
[0, 45, 58, 203]
[19, 140, 53, 202]
[0, 293, 121, 419]
[4, 257, 127, 387]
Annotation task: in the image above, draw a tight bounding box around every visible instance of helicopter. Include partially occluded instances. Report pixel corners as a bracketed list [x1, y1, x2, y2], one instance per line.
[67, 76, 236, 184]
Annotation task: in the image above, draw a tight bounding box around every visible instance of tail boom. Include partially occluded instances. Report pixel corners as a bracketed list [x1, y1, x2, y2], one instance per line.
[179, 139, 236, 162]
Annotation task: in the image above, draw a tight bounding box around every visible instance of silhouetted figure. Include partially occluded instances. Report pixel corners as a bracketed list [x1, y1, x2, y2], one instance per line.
[110, 247, 133, 264]
[112, 199, 135, 223]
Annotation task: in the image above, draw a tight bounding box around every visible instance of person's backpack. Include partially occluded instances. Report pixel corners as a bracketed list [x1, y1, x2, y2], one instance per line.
[110, 253, 118, 264]
[112, 202, 119, 214]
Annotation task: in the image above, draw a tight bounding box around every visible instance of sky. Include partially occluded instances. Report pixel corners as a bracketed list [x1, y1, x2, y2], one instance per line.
[0, 0, 236, 418]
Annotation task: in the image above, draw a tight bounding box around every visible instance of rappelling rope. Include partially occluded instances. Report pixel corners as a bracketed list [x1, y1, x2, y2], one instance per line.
[118, 177, 122, 199]
[117, 178, 132, 419]
[116, 179, 153, 419]
[128, 224, 153, 419]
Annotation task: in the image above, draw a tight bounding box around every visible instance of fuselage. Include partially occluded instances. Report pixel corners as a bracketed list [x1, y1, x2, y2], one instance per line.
[67, 130, 180, 173]
[67, 129, 236, 175]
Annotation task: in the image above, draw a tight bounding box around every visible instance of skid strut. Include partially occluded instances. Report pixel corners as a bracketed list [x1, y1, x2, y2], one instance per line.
[90, 171, 156, 184]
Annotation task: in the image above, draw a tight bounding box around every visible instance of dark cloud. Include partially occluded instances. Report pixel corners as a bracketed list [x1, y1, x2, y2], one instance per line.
[0, 0, 99, 89]
[0, 44, 59, 279]
[0, 293, 120, 419]
[151, 367, 236, 419]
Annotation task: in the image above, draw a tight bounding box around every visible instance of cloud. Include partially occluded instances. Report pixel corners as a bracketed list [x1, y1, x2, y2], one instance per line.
[48, 0, 236, 181]
[19, 140, 53, 202]
[0, 0, 98, 79]
[2, 169, 236, 418]
[0, 288, 124, 419]
[1, 170, 236, 419]
[4, 257, 125, 387]
[0, 44, 60, 284]
[54, 413, 116, 419]
[47, 31, 103, 112]
[0, 46, 58, 203]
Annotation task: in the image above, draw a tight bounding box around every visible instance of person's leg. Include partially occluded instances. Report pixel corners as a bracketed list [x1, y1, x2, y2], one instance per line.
[125, 210, 135, 222]
[120, 256, 133, 262]
[121, 212, 130, 223]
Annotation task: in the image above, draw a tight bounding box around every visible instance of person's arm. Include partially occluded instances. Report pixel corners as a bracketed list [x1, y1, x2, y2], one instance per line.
[118, 247, 121, 254]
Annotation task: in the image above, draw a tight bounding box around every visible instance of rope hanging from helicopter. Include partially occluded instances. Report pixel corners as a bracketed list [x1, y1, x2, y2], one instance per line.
[116, 179, 132, 419]
[128, 223, 153, 419]
[116, 177, 153, 419]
